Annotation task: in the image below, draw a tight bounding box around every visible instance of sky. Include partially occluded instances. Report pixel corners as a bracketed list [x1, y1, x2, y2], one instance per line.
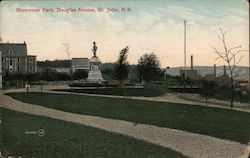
[0, 0, 249, 68]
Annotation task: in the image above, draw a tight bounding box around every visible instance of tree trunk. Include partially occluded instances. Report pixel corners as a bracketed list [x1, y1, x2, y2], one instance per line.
[205, 81, 208, 107]
[119, 80, 123, 87]
[205, 93, 208, 107]
[230, 76, 234, 110]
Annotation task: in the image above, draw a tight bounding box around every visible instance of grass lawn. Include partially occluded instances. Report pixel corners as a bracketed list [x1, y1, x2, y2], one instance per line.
[205, 86, 250, 104]
[6, 92, 250, 144]
[53, 83, 169, 97]
[178, 95, 250, 110]
[0, 108, 187, 158]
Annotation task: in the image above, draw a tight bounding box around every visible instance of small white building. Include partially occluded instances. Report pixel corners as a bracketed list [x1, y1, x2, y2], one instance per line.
[71, 58, 89, 73]
[51, 67, 71, 74]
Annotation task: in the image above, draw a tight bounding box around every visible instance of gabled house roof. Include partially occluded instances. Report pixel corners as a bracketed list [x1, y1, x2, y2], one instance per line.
[72, 58, 89, 69]
[0, 42, 27, 57]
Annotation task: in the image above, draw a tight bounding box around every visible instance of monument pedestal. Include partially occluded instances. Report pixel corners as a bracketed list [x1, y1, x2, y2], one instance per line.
[87, 56, 103, 83]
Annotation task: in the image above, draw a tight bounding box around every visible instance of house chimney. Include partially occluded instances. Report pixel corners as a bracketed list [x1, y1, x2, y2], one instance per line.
[214, 64, 216, 76]
[191, 55, 193, 70]
[224, 65, 226, 74]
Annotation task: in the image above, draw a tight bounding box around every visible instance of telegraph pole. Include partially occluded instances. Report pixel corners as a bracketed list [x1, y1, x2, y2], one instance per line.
[249, 2, 250, 103]
[184, 20, 186, 75]
[184, 20, 187, 88]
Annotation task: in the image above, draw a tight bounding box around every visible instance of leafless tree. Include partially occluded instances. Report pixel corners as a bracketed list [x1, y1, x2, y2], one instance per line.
[212, 28, 248, 109]
[62, 43, 72, 60]
[62, 43, 73, 84]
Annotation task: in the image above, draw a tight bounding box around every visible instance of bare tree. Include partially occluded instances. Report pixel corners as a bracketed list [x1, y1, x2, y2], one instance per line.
[62, 43, 73, 85]
[212, 28, 248, 109]
[62, 43, 72, 60]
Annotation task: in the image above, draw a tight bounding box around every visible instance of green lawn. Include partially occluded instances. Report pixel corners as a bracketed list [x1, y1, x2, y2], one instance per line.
[178, 95, 250, 110]
[54, 83, 169, 97]
[0, 108, 187, 158]
[6, 92, 250, 144]
[201, 85, 250, 104]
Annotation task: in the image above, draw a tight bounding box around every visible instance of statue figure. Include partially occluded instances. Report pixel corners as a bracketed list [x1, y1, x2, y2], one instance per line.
[92, 42, 97, 57]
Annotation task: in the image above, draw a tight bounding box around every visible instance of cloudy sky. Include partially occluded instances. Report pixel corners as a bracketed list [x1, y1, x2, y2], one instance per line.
[0, 0, 249, 67]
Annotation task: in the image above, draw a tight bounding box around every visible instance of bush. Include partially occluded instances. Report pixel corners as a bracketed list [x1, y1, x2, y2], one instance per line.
[73, 69, 88, 80]
[3, 72, 41, 82]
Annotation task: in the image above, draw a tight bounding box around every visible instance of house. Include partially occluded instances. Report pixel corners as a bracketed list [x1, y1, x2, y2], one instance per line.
[234, 80, 249, 90]
[0, 41, 37, 73]
[37, 59, 71, 74]
[180, 69, 200, 80]
[71, 58, 89, 72]
[204, 64, 217, 81]
[204, 74, 216, 81]
[217, 66, 231, 86]
[179, 55, 199, 80]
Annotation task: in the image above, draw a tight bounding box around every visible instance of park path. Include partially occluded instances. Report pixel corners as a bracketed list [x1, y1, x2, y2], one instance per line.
[8, 85, 249, 113]
[0, 91, 249, 158]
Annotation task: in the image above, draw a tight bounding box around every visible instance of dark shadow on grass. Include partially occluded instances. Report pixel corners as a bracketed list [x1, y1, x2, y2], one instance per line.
[0, 108, 187, 158]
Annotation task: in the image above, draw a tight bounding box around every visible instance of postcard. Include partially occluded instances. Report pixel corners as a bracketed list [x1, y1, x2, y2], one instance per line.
[0, 0, 249, 158]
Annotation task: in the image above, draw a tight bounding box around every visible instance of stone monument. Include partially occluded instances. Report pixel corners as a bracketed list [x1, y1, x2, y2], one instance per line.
[87, 42, 103, 83]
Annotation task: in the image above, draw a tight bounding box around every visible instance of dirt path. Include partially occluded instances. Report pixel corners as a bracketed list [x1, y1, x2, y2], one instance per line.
[154, 93, 250, 112]
[0, 91, 249, 158]
[8, 85, 249, 113]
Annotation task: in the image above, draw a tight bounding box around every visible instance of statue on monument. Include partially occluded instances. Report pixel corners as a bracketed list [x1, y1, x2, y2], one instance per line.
[92, 42, 97, 57]
[87, 41, 103, 82]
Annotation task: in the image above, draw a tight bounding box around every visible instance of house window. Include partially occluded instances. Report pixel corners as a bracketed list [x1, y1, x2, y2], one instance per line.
[18, 66, 20, 71]
[29, 57, 33, 63]
[1, 57, 3, 63]
[8, 48, 13, 55]
[29, 66, 33, 71]
[17, 57, 20, 63]
[10, 59, 12, 66]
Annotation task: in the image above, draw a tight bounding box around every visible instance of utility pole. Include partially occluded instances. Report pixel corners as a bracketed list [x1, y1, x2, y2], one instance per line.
[249, 6, 250, 103]
[249, 4, 250, 103]
[184, 20, 186, 72]
[184, 20, 187, 87]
